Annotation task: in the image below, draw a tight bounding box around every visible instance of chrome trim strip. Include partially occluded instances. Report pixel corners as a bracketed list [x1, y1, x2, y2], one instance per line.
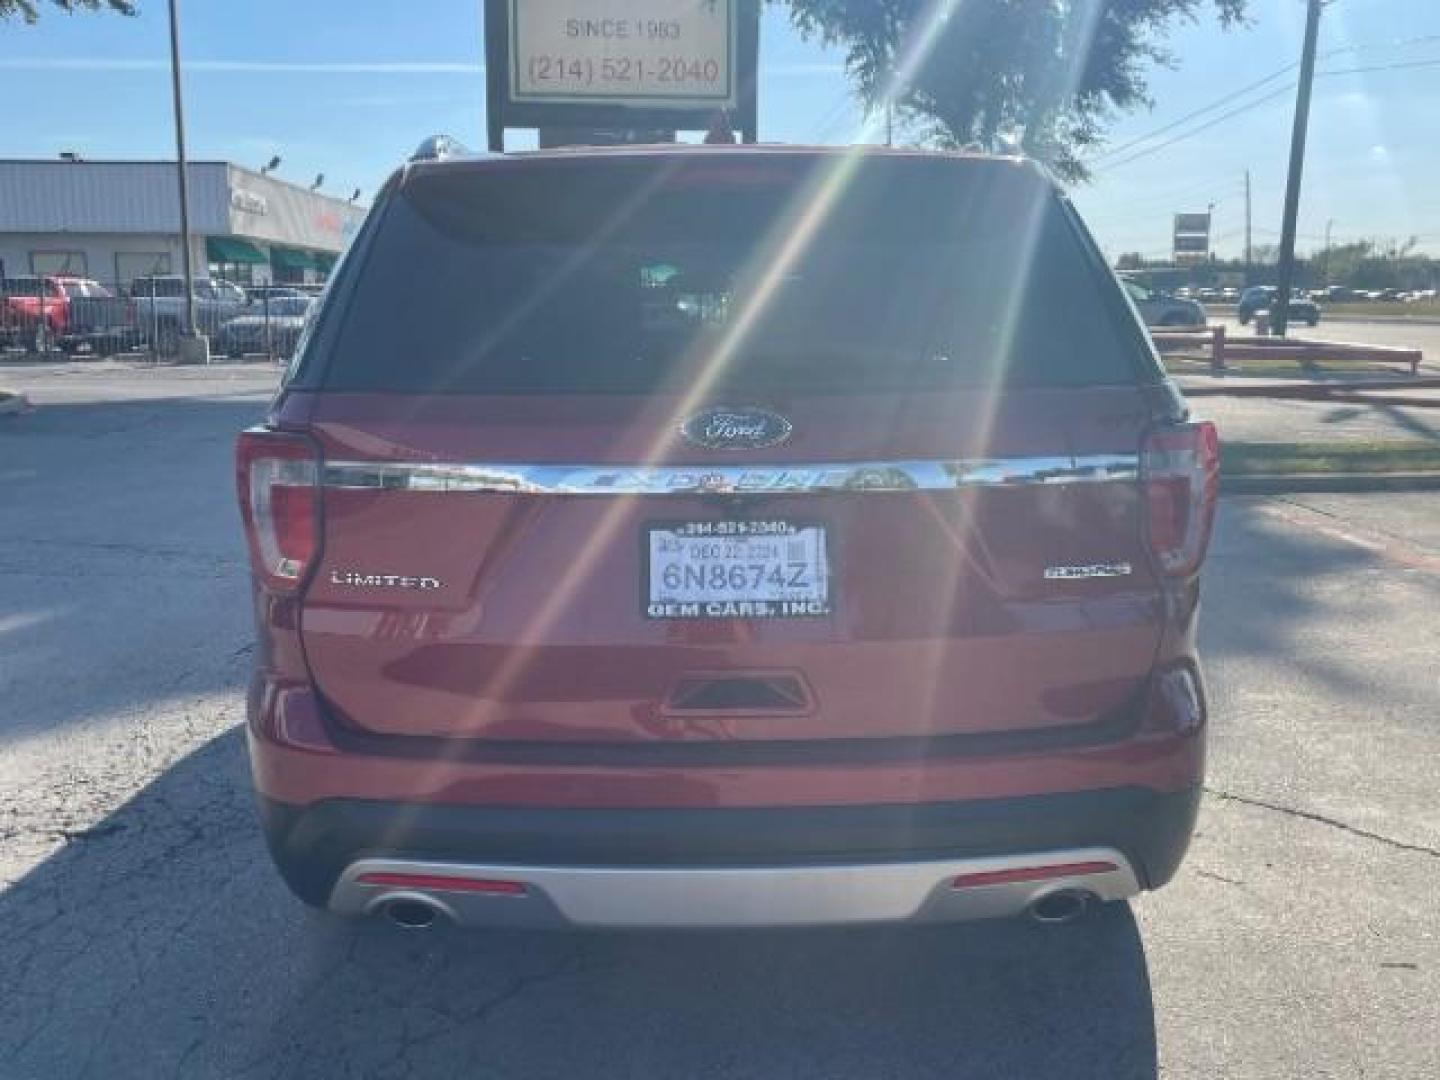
[322, 454, 1139, 495]
[329, 848, 1141, 929]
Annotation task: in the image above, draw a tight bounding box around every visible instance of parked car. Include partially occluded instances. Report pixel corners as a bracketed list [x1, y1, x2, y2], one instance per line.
[245, 285, 309, 304]
[129, 275, 250, 355]
[1237, 286, 1320, 326]
[0, 274, 110, 350]
[64, 287, 145, 355]
[1121, 278, 1207, 328]
[238, 144, 1217, 932]
[213, 296, 313, 358]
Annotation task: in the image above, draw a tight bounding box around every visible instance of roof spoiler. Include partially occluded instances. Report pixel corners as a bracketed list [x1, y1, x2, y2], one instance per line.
[409, 135, 473, 163]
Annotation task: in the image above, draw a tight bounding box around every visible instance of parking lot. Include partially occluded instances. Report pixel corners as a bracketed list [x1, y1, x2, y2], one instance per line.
[2, 363, 1437, 1080]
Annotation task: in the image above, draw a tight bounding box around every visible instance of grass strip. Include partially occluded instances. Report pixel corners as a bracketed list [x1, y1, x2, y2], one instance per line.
[1222, 439, 1440, 475]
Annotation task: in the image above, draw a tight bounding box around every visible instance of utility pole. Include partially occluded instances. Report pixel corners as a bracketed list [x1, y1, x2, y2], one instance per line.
[1272, 0, 1323, 336]
[1244, 169, 1253, 282]
[166, 0, 205, 362]
[1324, 217, 1335, 285]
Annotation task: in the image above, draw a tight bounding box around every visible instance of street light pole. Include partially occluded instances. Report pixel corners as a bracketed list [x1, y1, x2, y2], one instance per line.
[167, 0, 201, 358]
[1272, 0, 1323, 336]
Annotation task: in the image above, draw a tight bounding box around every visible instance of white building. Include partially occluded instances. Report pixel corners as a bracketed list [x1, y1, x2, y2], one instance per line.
[0, 158, 368, 288]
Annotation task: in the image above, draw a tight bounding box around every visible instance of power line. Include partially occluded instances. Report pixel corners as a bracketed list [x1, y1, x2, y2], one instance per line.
[1094, 54, 1440, 174]
[1320, 56, 1440, 78]
[1091, 63, 1299, 163]
[1091, 34, 1440, 167]
[1091, 49, 1440, 175]
[1081, 180, 1242, 222]
[1095, 84, 1294, 173]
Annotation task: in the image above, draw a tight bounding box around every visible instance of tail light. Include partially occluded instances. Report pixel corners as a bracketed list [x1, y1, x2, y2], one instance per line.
[1142, 421, 1219, 577]
[236, 427, 321, 592]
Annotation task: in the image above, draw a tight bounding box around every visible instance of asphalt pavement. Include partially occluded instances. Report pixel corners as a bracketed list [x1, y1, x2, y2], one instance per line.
[1193, 392, 1440, 443]
[1, 363, 1437, 1080]
[1176, 315, 1440, 443]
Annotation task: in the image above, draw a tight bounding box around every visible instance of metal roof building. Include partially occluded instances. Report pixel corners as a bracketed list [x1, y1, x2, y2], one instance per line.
[0, 158, 368, 287]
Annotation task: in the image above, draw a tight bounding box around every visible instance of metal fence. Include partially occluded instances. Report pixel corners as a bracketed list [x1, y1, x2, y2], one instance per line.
[0, 275, 323, 363]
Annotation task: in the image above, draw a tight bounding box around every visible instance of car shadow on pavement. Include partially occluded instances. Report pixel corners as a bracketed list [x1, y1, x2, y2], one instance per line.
[1318, 399, 1440, 442]
[1199, 496, 1422, 701]
[1, 394, 266, 744]
[0, 728, 1158, 1080]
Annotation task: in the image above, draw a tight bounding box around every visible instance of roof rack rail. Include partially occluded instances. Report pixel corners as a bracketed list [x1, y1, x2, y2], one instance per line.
[410, 135, 472, 163]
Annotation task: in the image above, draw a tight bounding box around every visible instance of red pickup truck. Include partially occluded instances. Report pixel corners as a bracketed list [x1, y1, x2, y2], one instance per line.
[0, 275, 113, 351]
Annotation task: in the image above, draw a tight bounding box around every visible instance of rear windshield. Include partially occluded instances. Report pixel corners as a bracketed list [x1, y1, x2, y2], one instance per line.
[318, 156, 1148, 394]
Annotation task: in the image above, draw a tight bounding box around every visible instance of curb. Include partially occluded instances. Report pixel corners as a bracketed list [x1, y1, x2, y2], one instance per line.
[1223, 471, 1440, 494]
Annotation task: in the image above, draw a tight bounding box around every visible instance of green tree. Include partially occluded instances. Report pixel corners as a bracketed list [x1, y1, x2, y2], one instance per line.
[783, 0, 1247, 182]
[0, 0, 134, 21]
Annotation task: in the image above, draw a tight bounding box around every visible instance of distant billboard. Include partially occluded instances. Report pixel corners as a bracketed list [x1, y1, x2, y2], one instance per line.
[1174, 213, 1211, 235]
[1173, 211, 1211, 263]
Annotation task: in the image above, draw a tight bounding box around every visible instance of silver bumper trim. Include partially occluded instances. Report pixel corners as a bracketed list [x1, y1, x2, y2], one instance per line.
[321, 455, 1139, 495]
[328, 848, 1141, 929]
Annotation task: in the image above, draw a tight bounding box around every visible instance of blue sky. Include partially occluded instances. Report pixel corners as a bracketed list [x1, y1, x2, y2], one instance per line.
[2, 0, 1438, 258]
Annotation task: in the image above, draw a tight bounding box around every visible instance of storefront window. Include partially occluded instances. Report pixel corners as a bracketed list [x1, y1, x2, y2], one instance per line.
[115, 252, 171, 286]
[31, 251, 87, 276]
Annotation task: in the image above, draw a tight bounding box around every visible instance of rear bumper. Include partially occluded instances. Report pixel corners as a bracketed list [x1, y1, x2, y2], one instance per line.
[329, 849, 1142, 929]
[258, 785, 1200, 925]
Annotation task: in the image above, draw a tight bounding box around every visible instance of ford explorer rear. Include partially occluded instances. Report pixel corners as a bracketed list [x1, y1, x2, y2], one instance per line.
[238, 145, 1217, 931]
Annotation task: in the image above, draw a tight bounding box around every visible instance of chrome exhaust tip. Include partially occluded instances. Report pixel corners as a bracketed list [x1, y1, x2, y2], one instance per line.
[1028, 889, 1094, 925]
[381, 897, 445, 930]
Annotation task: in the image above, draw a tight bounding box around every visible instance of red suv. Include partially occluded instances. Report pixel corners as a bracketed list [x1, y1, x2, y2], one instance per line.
[238, 144, 1217, 931]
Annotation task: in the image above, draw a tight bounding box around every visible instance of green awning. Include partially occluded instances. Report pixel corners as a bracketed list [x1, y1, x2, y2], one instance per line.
[314, 252, 337, 273]
[206, 236, 266, 264]
[270, 246, 317, 271]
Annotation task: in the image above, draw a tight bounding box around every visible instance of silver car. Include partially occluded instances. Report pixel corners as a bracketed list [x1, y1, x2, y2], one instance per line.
[213, 296, 313, 358]
[1122, 279, 1207, 329]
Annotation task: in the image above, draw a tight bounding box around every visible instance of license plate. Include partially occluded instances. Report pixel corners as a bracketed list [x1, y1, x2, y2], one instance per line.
[645, 521, 831, 619]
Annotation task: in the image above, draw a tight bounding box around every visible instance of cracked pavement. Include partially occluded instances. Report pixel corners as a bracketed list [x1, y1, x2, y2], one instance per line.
[1, 363, 1437, 1079]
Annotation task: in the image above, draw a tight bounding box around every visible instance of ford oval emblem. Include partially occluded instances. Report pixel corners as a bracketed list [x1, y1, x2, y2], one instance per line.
[679, 406, 793, 450]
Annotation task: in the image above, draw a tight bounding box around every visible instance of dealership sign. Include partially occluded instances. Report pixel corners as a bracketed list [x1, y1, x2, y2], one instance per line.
[511, 0, 735, 106]
[485, 0, 758, 148]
